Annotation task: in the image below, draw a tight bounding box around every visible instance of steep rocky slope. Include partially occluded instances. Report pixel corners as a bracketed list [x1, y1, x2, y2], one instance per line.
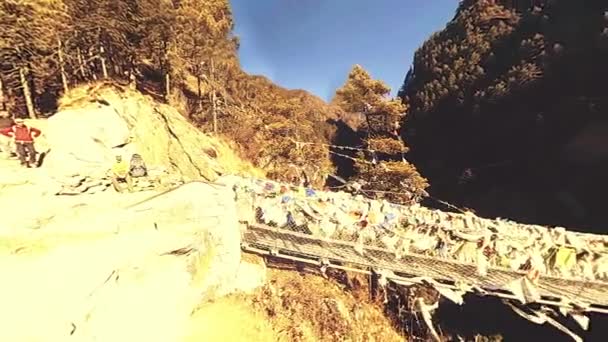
[400, 0, 608, 231]
[35, 82, 262, 195]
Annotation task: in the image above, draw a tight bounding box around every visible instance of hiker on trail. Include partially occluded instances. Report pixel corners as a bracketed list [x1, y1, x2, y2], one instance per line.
[110, 154, 134, 193]
[0, 118, 41, 167]
[0, 111, 15, 159]
[129, 153, 148, 178]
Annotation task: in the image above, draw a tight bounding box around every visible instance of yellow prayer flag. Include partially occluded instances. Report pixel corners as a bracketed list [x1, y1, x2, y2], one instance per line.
[555, 247, 576, 271]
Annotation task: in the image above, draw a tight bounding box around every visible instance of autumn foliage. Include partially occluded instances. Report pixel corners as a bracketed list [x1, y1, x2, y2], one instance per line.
[0, 0, 338, 185]
[333, 65, 428, 204]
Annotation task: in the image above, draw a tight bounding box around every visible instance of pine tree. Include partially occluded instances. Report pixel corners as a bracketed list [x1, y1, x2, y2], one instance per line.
[172, 0, 235, 120]
[137, 0, 177, 96]
[0, 0, 72, 117]
[64, 0, 140, 80]
[333, 65, 428, 204]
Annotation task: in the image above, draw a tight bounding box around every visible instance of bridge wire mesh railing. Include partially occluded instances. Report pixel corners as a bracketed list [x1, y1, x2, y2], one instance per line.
[233, 177, 608, 311]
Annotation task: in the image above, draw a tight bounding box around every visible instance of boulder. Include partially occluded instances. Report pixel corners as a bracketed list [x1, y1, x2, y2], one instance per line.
[121, 181, 242, 296]
[98, 89, 229, 181]
[40, 85, 261, 189]
[43, 104, 130, 181]
[0, 181, 244, 342]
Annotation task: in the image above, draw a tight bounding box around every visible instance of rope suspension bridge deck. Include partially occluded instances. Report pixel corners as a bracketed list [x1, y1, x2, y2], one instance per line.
[242, 224, 608, 314]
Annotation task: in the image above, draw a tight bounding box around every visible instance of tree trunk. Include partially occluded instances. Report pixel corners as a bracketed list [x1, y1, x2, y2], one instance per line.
[0, 75, 6, 111]
[100, 45, 108, 79]
[128, 63, 137, 90]
[77, 47, 87, 79]
[211, 59, 217, 134]
[19, 68, 36, 119]
[57, 39, 69, 93]
[89, 49, 98, 80]
[197, 67, 202, 112]
[129, 72, 137, 90]
[197, 78, 201, 109]
[165, 71, 171, 99]
[114, 61, 122, 77]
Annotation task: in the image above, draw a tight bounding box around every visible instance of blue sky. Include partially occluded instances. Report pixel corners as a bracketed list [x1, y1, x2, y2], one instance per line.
[230, 0, 459, 101]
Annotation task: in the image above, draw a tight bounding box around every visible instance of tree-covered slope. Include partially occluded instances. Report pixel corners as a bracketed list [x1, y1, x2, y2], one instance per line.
[0, 0, 339, 185]
[400, 0, 608, 231]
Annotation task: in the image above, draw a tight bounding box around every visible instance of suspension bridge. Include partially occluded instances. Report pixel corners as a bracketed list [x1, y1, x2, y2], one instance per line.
[242, 224, 608, 313]
[226, 176, 608, 316]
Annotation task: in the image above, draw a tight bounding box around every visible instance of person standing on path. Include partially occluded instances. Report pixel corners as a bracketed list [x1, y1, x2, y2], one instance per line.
[0, 118, 41, 167]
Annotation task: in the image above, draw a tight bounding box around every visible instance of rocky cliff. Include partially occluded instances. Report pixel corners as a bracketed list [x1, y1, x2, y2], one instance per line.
[400, 0, 608, 231]
[34, 82, 262, 195]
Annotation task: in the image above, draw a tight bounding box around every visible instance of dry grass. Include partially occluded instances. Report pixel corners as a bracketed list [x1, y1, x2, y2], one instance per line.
[183, 257, 405, 342]
[57, 81, 117, 110]
[208, 134, 265, 178]
[247, 268, 405, 342]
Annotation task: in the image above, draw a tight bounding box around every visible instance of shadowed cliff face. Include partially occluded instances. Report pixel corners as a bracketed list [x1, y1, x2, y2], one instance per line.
[400, 0, 608, 232]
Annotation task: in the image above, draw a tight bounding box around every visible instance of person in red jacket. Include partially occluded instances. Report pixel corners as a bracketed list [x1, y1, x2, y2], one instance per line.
[0, 118, 41, 167]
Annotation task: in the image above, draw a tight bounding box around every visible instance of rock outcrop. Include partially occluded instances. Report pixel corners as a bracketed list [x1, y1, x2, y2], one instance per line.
[41, 83, 261, 194]
[0, 181, 250, 342]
